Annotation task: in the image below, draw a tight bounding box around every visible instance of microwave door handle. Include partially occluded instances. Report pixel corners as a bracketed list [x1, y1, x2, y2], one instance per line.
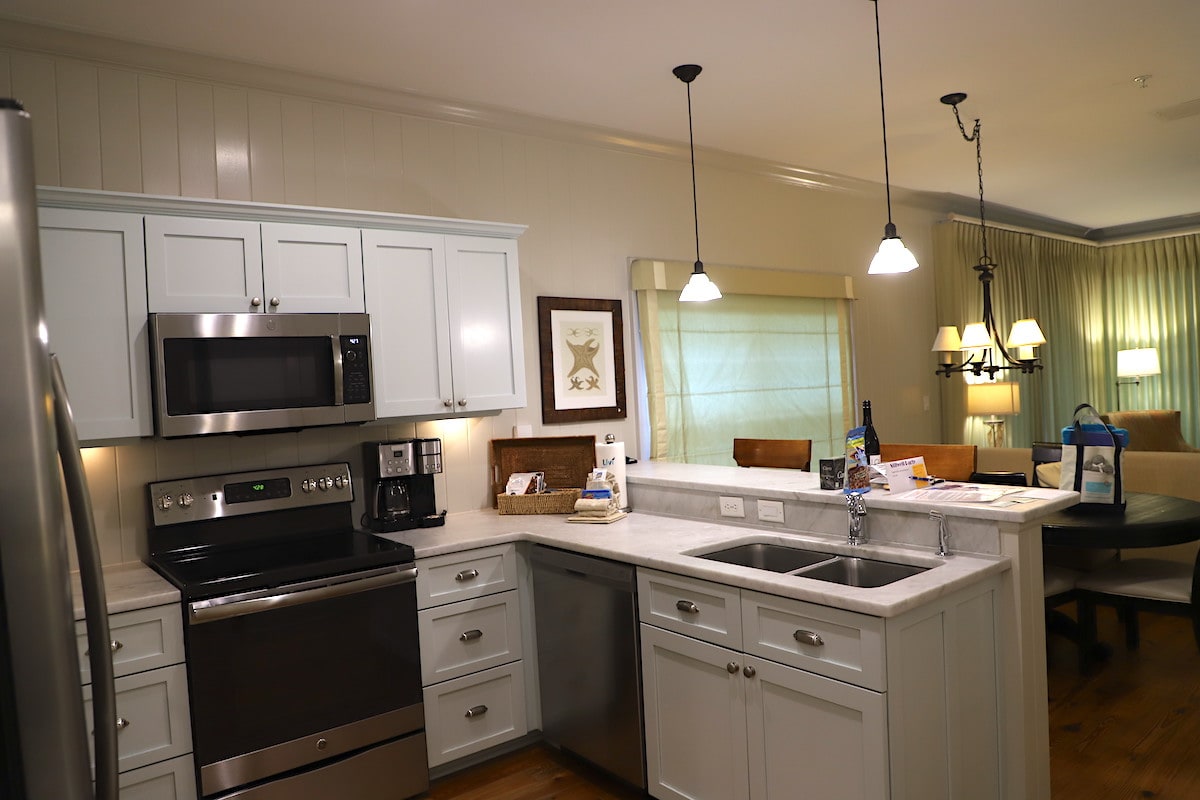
[331, 336, 344, 406]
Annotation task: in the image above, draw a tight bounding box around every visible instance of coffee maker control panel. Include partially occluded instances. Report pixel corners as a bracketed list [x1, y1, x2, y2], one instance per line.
[377, 441, 416, 476]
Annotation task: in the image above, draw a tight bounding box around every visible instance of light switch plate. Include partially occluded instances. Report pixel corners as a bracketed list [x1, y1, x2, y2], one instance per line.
[757, 499, 785, 523]
[718, 496, 745, 517]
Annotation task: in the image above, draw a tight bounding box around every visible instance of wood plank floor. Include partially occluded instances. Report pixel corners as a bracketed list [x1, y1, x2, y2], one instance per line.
[425, 607, 1200, 799]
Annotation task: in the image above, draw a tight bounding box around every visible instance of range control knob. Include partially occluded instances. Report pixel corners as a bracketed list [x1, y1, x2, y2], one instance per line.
[179, 492, 194, 508]
[318, 477, 331, 491]
[157, 494, 173, 511]
[301, 479, 315, 493]
[334, 475, 348, 490]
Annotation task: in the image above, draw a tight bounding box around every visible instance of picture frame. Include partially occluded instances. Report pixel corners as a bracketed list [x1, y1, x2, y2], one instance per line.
[537, 296, 627, 424]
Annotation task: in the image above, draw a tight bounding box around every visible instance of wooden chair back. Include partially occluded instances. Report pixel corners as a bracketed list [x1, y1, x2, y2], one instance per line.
[878, 443, 978, 482]
[732, 438, 813, 470]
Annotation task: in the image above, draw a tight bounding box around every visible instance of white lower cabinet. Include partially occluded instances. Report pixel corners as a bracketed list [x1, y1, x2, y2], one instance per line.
[639, 567, 1002, 800]
[417, 544, 527, 768]
[77, 603, 196, 799]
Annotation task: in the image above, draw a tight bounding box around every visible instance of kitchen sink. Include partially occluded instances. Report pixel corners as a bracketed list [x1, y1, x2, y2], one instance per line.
[797, 556, 929, 588]
[696, 542, 836, 573]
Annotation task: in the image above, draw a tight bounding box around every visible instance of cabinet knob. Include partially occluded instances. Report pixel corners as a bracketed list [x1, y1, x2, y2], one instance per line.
[250, 296, 262, 307]
[269, 297, 281, 307]
[793, 629, 824, 647]
[457, 399, 467, 407]
[443, 399, 453, 408]
[675, 599, 700, 615]
[115, 717, 130, 731]
[726, 661, 739, 674]
[465, 704, 488, 719]
[743, 665, 756, 678]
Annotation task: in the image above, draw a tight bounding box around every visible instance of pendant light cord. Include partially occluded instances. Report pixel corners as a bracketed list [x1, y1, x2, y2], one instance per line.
[685, 80, 702, 269]
[872, 0, 894, 227]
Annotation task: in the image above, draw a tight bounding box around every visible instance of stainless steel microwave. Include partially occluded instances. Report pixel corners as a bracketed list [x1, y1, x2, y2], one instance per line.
[149, 313, 375, 437]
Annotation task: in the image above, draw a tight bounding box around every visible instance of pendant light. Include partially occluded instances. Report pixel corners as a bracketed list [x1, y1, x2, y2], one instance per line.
[930, 92, 1046, 379]
[674, 64, 722, 302]
[867, 0, 918, 275]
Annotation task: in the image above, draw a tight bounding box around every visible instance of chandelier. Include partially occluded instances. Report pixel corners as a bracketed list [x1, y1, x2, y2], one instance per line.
[931, 92, 1046, 379]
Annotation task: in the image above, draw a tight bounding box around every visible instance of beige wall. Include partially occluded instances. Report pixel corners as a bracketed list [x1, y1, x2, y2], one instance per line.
[1, 24, 947, 565]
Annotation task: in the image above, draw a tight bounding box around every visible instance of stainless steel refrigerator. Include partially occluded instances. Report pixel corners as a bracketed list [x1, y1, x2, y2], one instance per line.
[0, 99, 119, 799]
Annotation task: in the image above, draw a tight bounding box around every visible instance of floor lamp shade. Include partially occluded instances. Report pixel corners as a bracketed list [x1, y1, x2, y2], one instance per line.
[1117, 348, 1161, 378]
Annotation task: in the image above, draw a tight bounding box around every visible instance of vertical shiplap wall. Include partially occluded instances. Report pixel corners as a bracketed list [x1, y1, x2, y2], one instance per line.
[0, 39, 943, 565]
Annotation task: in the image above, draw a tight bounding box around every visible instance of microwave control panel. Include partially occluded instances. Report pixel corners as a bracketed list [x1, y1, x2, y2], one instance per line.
[341, 334, 372, 404]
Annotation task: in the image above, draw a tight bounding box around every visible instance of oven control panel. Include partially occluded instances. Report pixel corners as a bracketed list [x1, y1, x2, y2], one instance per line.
[150, 462, 353, 527]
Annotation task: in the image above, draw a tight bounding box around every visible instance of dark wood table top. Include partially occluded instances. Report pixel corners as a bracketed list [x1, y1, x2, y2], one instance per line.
[1041, 492, 1200, 548]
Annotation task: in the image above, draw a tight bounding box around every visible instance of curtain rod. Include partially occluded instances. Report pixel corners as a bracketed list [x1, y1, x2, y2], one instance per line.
[945, 213, 1200, 248]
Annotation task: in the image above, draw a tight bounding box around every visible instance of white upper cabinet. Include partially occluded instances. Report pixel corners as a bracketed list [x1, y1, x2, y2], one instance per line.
[38, 208, 153, 441]
[145, 216, 364, 313]
[363, 231, 525, 418]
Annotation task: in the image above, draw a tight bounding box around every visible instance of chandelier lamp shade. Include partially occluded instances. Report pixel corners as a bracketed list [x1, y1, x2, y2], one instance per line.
[931, 92, 1046, 379]
[674, 64, 722, 302]
[866, 0, 918, 275]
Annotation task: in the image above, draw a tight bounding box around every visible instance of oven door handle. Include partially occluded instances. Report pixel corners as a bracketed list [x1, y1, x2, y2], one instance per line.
[188, 565, 418, 625]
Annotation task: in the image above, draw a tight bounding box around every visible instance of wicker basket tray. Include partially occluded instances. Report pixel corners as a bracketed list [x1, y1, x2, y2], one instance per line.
[496, 488, 582, 515]
[489, 435, 596, 508]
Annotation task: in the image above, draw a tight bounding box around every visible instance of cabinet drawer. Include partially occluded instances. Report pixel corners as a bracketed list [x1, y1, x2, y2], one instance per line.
[76, 604, 184, 684]
[637, 568, 742, 649]
[118, 754, 197, 800]
[83, 664, 193, 773]
[742, 589, 885, 690]
[417, 544, 517, 609]
[423, 661, 527, 768]
[418, 590, 522, 685]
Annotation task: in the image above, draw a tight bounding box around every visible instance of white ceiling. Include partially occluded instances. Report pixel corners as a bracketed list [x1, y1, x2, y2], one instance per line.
[4, 0, 1198, 235]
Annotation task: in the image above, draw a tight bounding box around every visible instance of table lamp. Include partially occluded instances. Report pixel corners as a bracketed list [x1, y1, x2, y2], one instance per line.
[967, 382, 1021, 448]
[1115, 347, 1161, 410]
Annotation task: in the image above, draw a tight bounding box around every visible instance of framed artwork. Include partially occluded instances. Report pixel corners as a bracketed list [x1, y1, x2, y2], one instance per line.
[537, 296, 627, 424]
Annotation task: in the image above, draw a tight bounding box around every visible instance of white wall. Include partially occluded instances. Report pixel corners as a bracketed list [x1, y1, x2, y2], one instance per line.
[1, 25, 946, 565]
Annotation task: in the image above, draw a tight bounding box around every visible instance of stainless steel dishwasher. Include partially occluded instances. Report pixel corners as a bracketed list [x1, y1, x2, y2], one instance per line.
[530, 545, 646, 790]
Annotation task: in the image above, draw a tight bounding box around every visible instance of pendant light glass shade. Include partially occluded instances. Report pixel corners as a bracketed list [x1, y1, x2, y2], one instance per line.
[674, 64, 721, 302]
[866, 0, 918, 276]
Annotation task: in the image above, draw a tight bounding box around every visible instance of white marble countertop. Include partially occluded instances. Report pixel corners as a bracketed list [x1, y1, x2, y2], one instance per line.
[381, 509, 1011, 618]
[625, 461, 1080, 522]
[72, 561, 180, 620]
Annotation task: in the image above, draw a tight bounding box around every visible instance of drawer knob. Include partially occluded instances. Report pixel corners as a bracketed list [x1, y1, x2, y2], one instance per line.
[743, 665, 756, 678]
[460, 629, 483, 642]
[675, 599, 700, 615]
[726, 661, 739, 674]
[465, 704, 488, 719]
[83, 639, 123, 657]
[115, 717, 130, 732]
[794, 629, 825, 647]
[455, 569, 480, 582]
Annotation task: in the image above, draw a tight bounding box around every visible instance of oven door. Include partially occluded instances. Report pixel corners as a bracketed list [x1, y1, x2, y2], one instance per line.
[185, 565, 425, 797]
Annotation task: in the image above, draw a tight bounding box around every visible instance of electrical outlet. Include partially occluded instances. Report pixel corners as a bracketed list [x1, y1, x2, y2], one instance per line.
[757, 499, 785, 523]
[718, 496, 745, 518]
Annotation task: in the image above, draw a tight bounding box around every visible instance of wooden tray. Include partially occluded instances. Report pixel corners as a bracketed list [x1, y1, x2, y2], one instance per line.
[489, 435, 596, 508]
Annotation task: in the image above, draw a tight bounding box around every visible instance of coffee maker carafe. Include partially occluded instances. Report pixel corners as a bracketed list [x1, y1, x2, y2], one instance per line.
[363, 438, 445, 532]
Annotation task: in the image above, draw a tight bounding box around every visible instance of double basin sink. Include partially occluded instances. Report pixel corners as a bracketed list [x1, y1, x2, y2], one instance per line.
[694, 542, 930, 588]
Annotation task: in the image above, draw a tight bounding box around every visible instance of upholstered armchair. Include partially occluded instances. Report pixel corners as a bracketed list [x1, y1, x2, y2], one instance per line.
[1100, 410, 1200, 452]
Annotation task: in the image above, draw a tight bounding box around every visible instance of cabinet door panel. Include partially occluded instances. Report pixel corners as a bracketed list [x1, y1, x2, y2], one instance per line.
[641, 624, 749, 800]
[444, 236, 525, 412]
[145, 215, 263, 312]
[261, 222, 364, 313]
[746, 657, 888, 800]
[118, 754, 197, 800]
[38, 208, 152, 440]
[362, 229, 453, 417]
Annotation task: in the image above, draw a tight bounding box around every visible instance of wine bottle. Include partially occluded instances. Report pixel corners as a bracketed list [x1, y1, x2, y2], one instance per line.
[862, 400, 881, 464]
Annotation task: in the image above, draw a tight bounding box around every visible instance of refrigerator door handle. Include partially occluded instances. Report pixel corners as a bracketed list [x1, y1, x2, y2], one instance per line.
[51, 355, 119, 800]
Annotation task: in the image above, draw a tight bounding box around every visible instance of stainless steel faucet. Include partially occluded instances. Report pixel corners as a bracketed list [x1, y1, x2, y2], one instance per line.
[846, 492, 867, 545]
[929, 510, 952, 557]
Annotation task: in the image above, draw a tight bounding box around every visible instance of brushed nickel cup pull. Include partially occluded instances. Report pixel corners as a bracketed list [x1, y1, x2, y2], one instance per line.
[455, 568, 480, 582]
[676, 599, 700, 615]
[460, 629, 483, 642]
[465, 704, 488, 718]
[726, 661, 739, 674]
[794, 629, 824, 647]
[743, 665, 756, 678]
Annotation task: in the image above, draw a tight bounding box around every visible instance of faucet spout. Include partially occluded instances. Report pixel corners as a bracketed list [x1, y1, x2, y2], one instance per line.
[846, 492, 867, 545]
[930, 510, 952, 557]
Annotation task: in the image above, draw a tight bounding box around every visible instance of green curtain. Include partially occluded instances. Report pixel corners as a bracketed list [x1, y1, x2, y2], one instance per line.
[639, 290, 854, 465]
[934, 221, 1200, 446]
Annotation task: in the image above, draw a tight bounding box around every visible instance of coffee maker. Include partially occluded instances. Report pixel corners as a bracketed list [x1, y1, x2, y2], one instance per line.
[362, 438, 446, 532]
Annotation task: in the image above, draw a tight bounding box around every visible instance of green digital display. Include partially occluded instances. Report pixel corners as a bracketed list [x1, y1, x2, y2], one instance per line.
[253, 483, 265, 491]
[225, 477, 291, 504]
